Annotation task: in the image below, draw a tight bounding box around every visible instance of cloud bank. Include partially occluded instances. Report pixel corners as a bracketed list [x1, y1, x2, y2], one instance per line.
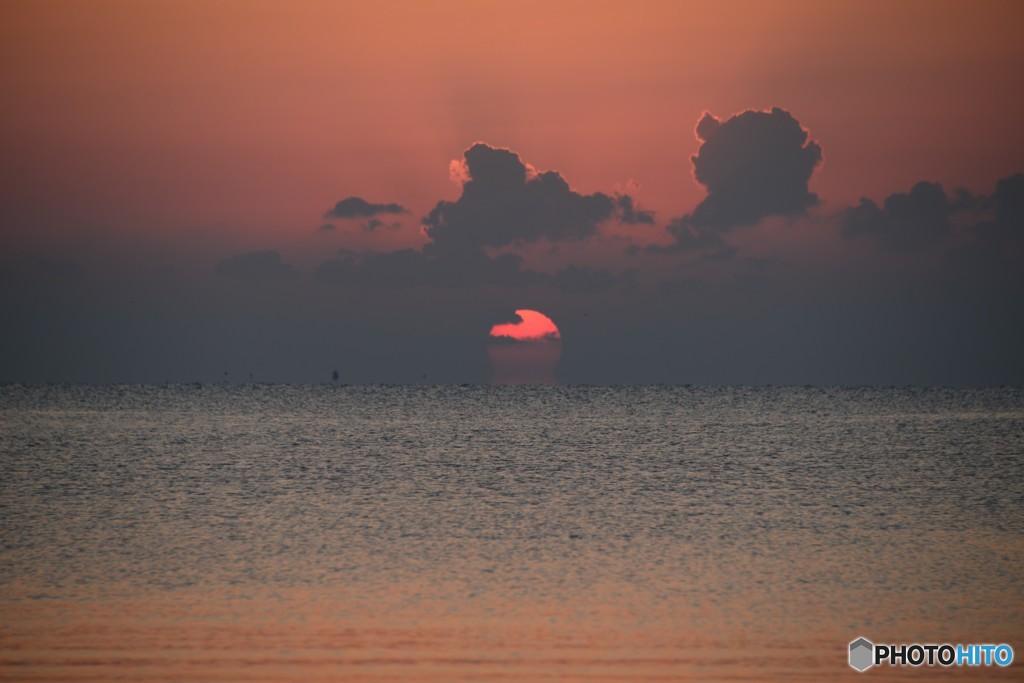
[216, 251, 299, 282]
[840, 181, 954, 252]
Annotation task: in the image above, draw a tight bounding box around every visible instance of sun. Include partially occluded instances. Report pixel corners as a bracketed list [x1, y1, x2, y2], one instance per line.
[488, 309, 562, 385]
[489, 309, 561, 342]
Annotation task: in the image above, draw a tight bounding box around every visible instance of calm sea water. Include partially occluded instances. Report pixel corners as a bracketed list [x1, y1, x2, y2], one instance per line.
[1, 384, 1022, 681]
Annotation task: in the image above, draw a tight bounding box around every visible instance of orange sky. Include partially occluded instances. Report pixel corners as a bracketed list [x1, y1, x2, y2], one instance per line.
[3, 0, 1023, 262]
[1, 0, 1023, 386]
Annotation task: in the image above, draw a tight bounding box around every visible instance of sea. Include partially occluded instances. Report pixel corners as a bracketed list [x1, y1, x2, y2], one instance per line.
[1, 384, 1022, 681]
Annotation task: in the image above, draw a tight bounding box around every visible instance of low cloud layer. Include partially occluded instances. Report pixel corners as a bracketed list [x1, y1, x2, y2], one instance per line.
[314, 249, 536, 289]
[838, 173, 1023, 263]
[325, 197, 408, 219]
[216, 251, 299, 282]
[949, 173, 1024, 273]
[551, 265, 619, 294]
[840, 181, 954, 252]
[646, 219, 729, 254]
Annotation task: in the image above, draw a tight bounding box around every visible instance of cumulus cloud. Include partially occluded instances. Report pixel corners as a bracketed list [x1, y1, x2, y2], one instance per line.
[315, 143, 645, 290]
[616, 195, 655, 224]
[325, 197, 407, 219]
[689, 107, 822, 230]
[840, 181, 954, 251]
[646, 108, 823, 256]
[216, 251, 299, 282]
[423, 143, 618, 252]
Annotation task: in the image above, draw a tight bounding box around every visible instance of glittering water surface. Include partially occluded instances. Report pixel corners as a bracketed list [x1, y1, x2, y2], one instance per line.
[1, 385, 1022, 681]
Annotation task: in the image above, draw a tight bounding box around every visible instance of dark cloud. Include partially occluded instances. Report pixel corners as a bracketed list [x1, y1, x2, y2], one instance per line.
[423, 143, 618, 252]
[948, 173, 1024, 271]
[216, 251, 299, 282]
[325, 197, 407, 219]
[551, 266, 618, 294]
[315, 252, 631, 295]
[314, 250, 428, 288]
[950, 188, 985, 213]
[646, 218, 729, 253]
[991, 173, 1023, 226]
[647, 108, 822, 256]
[840, 181, 954, 251]
[616, 195, 655, 224]
[654, 276, 704, 296]
[314, 143, 639, 291]
[314, 249, 536, 289]
[734, 255, 791, 288]
[362, 218, 402, 232]
[689, 107, 822, 230]
[701, 244, 739, 261]
[320, 218, 400, 233]
[742, 255, 784, 272]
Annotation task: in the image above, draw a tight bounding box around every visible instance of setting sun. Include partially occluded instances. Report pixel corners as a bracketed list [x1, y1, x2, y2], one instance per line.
[489, 309, 562, 384]
[489, 309, 561, 342]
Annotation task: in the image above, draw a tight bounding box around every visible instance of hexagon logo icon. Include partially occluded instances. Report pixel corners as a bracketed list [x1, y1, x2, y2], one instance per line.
[849, 637, 874, 672]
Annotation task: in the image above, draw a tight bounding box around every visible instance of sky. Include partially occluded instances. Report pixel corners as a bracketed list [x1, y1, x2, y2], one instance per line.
[1, 0, 1022, 385]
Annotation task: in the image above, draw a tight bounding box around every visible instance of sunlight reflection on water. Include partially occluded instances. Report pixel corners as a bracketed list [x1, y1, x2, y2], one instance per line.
[2, 385, 1022, 680]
